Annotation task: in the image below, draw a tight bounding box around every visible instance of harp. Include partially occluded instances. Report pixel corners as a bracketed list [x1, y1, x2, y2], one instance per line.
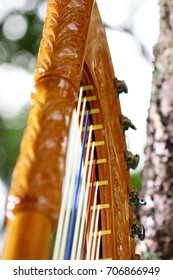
[1, 0, 142, 260]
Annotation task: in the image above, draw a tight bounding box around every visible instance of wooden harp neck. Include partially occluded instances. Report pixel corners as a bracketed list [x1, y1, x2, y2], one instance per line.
[1, 0, 137, 260]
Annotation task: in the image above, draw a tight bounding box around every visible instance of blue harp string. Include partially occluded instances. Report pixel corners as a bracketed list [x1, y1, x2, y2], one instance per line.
[65, 109, 90, 259]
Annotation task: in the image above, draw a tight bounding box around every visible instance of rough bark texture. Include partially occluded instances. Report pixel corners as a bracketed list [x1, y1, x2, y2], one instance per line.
[137, 0, 173, 259]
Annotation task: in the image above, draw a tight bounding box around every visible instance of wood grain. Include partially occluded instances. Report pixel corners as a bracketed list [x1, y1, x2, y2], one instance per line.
[1, 0, 135, 259]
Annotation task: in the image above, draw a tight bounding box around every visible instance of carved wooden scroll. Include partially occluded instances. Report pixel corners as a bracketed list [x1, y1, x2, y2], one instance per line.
[1, 0, 139, 260]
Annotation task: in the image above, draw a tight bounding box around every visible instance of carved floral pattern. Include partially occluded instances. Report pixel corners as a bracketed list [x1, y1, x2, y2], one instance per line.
[3, 0, 134, 260]
[6, 0, 94, 228]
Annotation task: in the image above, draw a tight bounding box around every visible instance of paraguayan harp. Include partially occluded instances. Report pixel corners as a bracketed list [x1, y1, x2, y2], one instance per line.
[1, 0, 140, 259]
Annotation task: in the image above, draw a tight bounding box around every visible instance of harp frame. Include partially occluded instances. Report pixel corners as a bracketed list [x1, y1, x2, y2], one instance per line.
[1, 0, 136, 260]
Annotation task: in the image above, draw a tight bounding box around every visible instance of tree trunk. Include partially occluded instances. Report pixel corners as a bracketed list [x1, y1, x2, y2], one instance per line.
[138, 0, 173, 260]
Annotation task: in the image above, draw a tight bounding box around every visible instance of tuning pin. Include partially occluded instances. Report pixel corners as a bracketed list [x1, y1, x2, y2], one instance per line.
[121, 115, 137, 133]
[130, 220, 145, 241]
[138, 197, 146, 205]
[115, 77, 128, 95]
[128, 186, 146, 206]
[125, 151, 140, 170]
[132, 254, 141, 260]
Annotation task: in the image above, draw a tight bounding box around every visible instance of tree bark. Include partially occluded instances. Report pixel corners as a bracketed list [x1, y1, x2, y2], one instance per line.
[138, 0, 173, 259]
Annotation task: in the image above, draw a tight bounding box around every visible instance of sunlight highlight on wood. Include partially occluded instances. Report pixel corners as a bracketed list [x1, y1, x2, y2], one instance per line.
[1, 0, 137, 260]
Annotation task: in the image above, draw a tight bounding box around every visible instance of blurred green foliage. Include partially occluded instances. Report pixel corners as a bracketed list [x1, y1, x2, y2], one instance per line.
[0, 13, 42, 66]
[0, 1, 45, 186]
[0, 1, 44, 69]
[130, 172, 142, 190]
[0, 106, 29, 185]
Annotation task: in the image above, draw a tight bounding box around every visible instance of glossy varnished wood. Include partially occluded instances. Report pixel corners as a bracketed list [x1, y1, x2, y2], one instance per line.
[1, 0, 135, 259]
[2, 0, 95, 260]
[82, 4, 134, 259]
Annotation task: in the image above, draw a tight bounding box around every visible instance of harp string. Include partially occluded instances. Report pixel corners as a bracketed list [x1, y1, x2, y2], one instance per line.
[53, 89, 86, 260]
[72, 141, 95, 260]
[65, 109, 90, 259]
[91, 204, 100, 260]
[52, 111, 78, 260]
[60, 97, 87, 259]
[86, 181, 99, 260]
[53, 85, 102, 260]
[70, 124, 93, 259]
[96, 231, 102, 260]
[81, 159, 97, 260]
[1, 1, 137, 260]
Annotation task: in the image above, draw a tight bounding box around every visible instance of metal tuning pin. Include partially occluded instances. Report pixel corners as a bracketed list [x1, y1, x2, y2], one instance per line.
[128, 186, 146, 206]
[130, 220, 145, 241]
[138, 197, 146, 205]
[131, 254, 141, 260]
[125, 151, 140, 170]
[121, 115, 137, 133]
[115, 77, 128, 95]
